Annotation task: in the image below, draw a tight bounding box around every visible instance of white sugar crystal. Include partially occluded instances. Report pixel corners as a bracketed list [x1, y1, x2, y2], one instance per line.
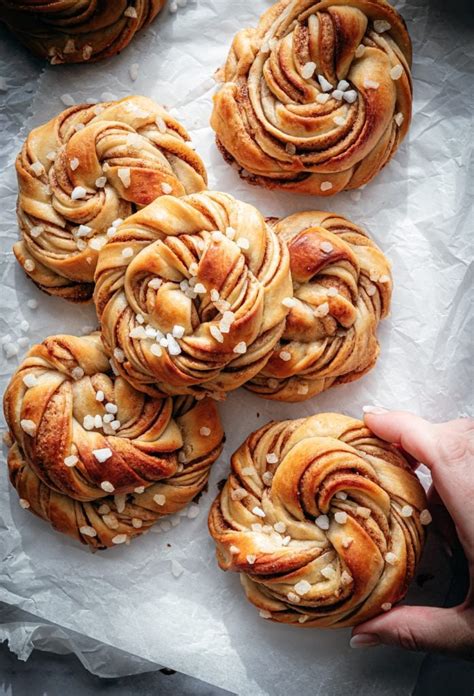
[101, 481, 115, 493]
[80, 525, 97, 537]
[262, 471, 273, 486]
[71, 366, 84, 380]
[24, 259, 35, 272]
[287, 591, 300, 603]
[274, 521, 286, 533]
[332, 90, 344, 101]
[23, 374, 38, 388]
[124, 6, 138, 18]
[30, 161, 45, 176]
[166, 333, 182, 355]
[301, 61, 316, 79]
[321, 241, 333, 253]
[315, 514, 329, 530]
[20, 419, 36, 436]
[320, 181, 333, 192]
[129, 63, 139, 81]
[285, 142, 296, 155]
[187, 505, 199, 519]
[321, 565, 336, 579]
[381, 602, 392, 611]
[172, 324, 185, 339]
[355, 44, 366, 58]
[102, 514, 118, 529]
[60, 93, 75, 106]
[70, 157, 80, 171]
[233, 341, 247, 354]
[200, 426, 211, 436]
[333, 115, 346, 126]
[118, 168, 131, 188]
[327, 287, 338, 296]
[95, 390, 105, 402]
[103, 414, 114, 424]
[252, 506, 265, 518]
[83, 415, 95, 430]
[374, 19, 391, 33]
[246, 554, 256, 565]
[150, 344, 162, 357]
[210, 325, 224, 343]
[229, 545, 240, 554]
[337, 80, 350, 92]
[279, 350, 291, 362]
[122, 247, 134, 259]
[281, 535, 291, 546]
[294, 580, 311, 596]
[112, 534, 128, 545]
[71, 186, 87, 200]
[27, 299, 38, 309]
[394, 112, 404, 127]
[134, 486, 146, 494]
[241, 467, 253, 476]
[132, 518, 143, 529]
[318, 74, 333, 92]
[64, 455, 78, 467]
[335, 511, 348, 524]
[390, 64, 403, 80]
[259, 609, 272, 619]
[171, 560, 184, 578]
[385, 552, 398, 565]
[110, 420, 121, 431]
[161, 182, 173, 194]
[266, 452, 278, 464]
[341, 570, 353, 585]
[314, 302, 329, 318]
[19, 498, 30, 509]
[420, 509, 432, 525]
[46, 150, 57, 161]
[18, 337, 29, 348]
[366, 284, 377, 296]
[153, 493, 166, 506]
[105, 403, 118, 414]
[225, 226, 235, 239]
[93, 448, 112, 463]
[316, 93, 330, 104]
[342, 536, 353, 549]
[343, 90, 358, 103]
[251, 523, 263, 533]
[336, 491, 348, 500]
[194, 282, 206, 294]
[356, 506, 371, 518]
[76, 224, 92, 238]
[3, 343, 19, 358]
[401, 505, 413, 517]
[297, 383, 309, 395]
[148, 278, 162, 290]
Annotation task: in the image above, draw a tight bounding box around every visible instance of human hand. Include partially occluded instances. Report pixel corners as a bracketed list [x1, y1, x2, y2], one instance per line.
[350, 410, 474, 660]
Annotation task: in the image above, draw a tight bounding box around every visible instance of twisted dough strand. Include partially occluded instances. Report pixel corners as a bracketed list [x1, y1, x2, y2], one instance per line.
[211, 0, 412, 195]
[0, 1, 165, 64]
[208, 413, 428, 627]
[247, 210, 392, 401]
[14, 96, 207, 302]
[94, 191, 292, 398]
[4, 333, 224, 548]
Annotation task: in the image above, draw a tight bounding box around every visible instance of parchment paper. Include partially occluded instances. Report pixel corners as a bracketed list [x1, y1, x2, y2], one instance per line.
[0, 1, 473, 694]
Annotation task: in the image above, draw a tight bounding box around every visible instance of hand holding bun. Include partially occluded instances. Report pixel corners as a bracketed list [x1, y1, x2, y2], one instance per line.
[247, 211, 392, 401]
[94, 191, 292, 398]
[0, 1, 165, 64]
[211, 0, 412, 195]
[209, 413, 428, 627]
[14, 96, 207, 302]
[3, 332, 224, 548]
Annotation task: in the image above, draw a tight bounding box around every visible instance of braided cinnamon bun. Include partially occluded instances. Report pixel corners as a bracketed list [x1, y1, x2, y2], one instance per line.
[94, 191, 292, 399]
[0, 1, 165, 64]
[247, 210, 392, 401]
[4, 332, 224, 549]
[13, 96, 207, 302]
[211, 0, 412, 195]
[208, 413, 430, 627]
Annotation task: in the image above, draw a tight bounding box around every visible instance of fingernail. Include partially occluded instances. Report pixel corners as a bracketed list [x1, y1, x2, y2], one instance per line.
[350, 633, 381, 649]
[362, 405, 388, 415]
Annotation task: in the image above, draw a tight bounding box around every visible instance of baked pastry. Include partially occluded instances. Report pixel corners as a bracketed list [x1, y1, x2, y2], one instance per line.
[211, 0, 412, 195]
[247, 211, 392, 401]
[13, 95, 207, 302]
[94, 191, 292, 399]
[208, 413, 430, 627]
[3, 332, 224, 549]
[0, 1, 165, 64]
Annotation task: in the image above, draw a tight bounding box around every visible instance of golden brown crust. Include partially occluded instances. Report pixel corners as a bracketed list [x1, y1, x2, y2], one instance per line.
[246, 211, 392, 401]
[0, 1, 165, 64]
[3, 332, 224, 548]
[211, 0, 412, 195]
[93, 191, 293, 398]
[208, 412, 427, 627]
[14, 96, 208, 302]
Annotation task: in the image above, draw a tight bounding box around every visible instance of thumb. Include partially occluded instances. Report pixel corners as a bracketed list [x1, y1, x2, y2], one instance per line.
[350, 605, 474, 660]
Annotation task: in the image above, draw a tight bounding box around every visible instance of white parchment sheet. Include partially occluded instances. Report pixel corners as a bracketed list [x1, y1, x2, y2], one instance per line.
[0, 1, 473, 694]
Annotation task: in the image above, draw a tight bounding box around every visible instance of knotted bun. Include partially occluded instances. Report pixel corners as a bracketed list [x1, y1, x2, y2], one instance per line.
[14, 96, 207, 302]
[211, 0, 412, 195]
[209, 413, 429, 627]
